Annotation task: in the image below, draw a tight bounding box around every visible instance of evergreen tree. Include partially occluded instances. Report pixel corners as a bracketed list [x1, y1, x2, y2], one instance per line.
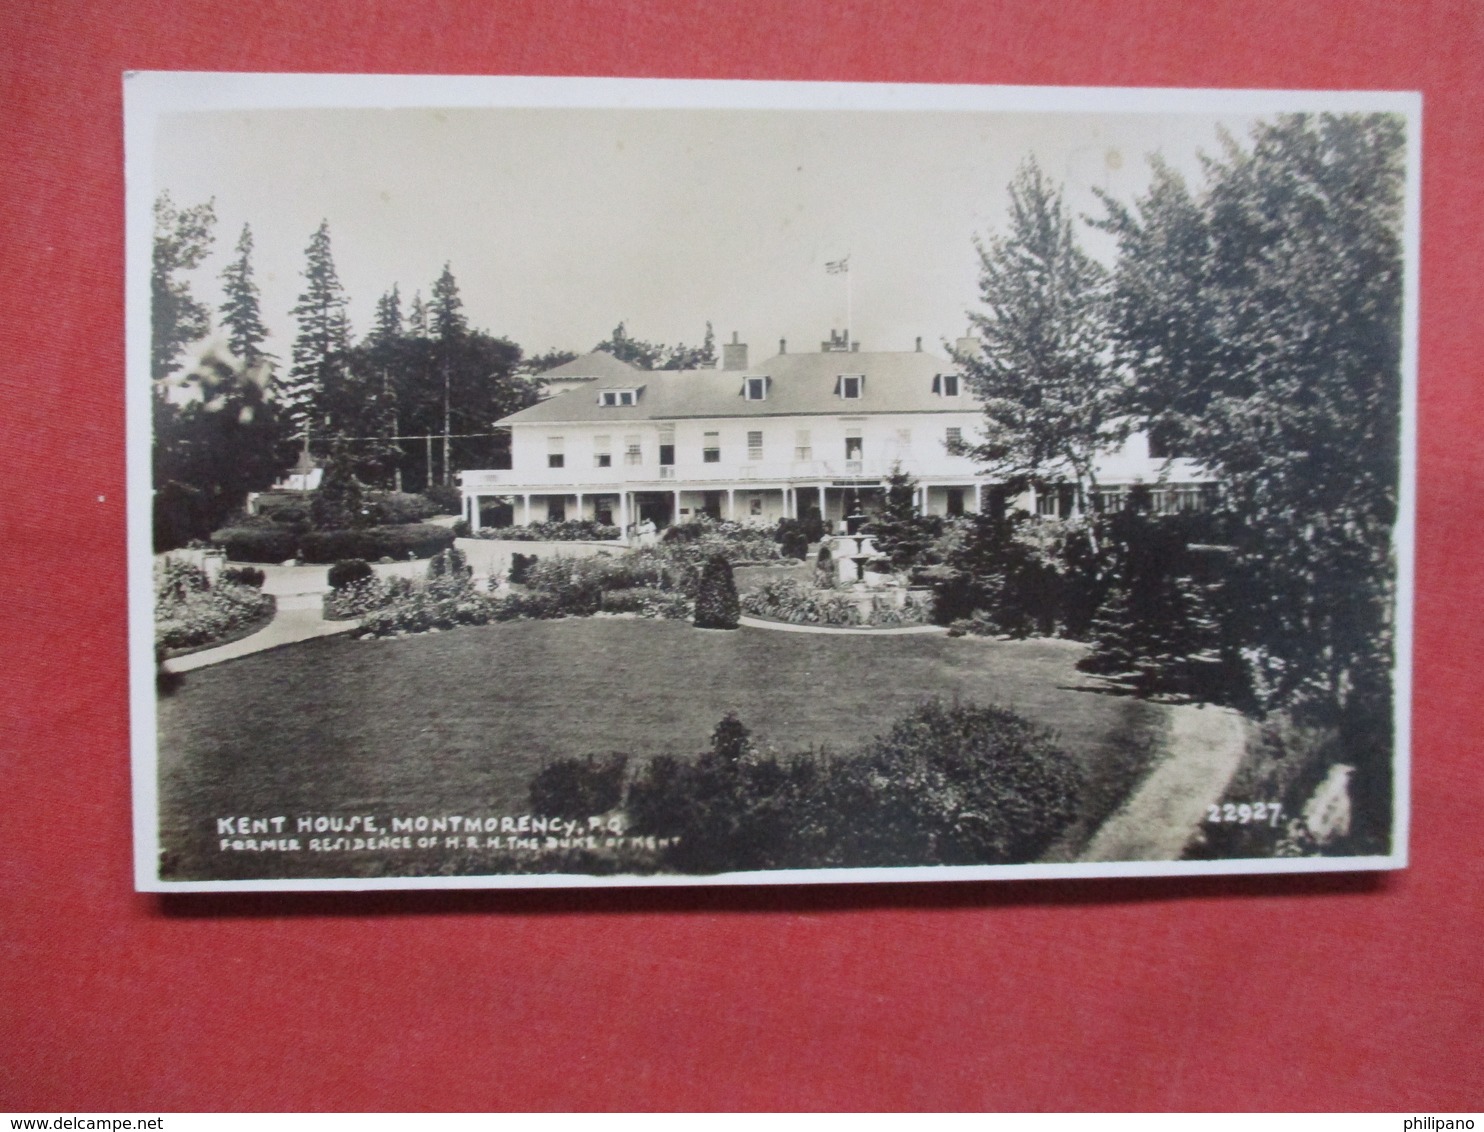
[370, 284, 403, 346]
[218, 223, 271, 366]
[694, 555, 741, 630]
[867, 464, 938, 571]
[407, 290, 429, 338]
[960, 158, 1122, 516]
[151, 192, 216, 382]
[286, 220, 352, 441]
[431, 264, 467, 485]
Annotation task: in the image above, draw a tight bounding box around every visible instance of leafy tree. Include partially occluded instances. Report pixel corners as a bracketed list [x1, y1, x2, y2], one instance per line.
[151, 192, 216, 382]
[659, 321, 718, 370]
[596, 321, 718, 370]
[218, 223, 271, 366]
[959, 159, 1123, 516]
[1097, 114, 1405, 713]
[285, 220, 352, 440]
[522, 348, 579, 375]
[596, 321, 666, 370]
[152, 343, 292, 549]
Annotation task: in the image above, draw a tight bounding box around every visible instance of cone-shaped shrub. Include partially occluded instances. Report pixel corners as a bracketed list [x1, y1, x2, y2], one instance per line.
[693, 553, 740, 630]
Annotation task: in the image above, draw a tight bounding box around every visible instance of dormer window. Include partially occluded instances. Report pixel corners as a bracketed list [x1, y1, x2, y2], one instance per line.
[598, 388, 640, 407]
[933, 373, 961, 397]
[836, 374, 863, 399]
[744, 377, 768, 401]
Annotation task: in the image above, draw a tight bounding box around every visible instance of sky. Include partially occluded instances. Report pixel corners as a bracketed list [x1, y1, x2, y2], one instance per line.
[152, 103, 1253, 366]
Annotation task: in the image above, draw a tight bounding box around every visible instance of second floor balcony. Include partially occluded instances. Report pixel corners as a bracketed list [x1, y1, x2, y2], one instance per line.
[461, 454, 979, 493]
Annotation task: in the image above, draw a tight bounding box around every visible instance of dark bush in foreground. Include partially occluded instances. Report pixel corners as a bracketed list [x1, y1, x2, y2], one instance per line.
[693, 555, 740, 629]
[327, 558, 373, 590]
[213, 523, 455, 563]
[529, 753, 629, 819]
[623, 702, 1080, 873]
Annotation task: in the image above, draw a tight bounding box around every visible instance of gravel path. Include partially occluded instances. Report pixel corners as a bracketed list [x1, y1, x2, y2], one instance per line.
[1080, 702, 1248, 862]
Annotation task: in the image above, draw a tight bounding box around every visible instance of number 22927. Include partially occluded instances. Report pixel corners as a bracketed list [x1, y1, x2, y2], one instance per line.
[1206, 802, 1283, 827]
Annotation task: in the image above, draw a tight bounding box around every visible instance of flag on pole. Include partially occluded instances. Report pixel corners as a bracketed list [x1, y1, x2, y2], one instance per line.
[825, 256, 850, 274]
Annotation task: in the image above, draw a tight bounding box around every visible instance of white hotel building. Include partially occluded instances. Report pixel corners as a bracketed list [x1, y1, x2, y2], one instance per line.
[459, 331, 1211, 533]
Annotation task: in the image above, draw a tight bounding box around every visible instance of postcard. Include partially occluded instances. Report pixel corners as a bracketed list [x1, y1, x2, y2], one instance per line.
[127, 73, 1417, 890]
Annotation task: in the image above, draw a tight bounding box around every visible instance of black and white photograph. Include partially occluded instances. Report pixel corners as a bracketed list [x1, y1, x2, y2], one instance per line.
[127, 74, 1418, 891]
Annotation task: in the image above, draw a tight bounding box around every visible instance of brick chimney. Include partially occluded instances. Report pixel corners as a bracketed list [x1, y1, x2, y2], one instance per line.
[915, 336, 923, 352]
[779, 338, 787, 355]
[722, 331, 748, 371]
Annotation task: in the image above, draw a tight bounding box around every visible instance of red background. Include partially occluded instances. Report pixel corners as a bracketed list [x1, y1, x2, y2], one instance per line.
[3, 0, 1481, 1112]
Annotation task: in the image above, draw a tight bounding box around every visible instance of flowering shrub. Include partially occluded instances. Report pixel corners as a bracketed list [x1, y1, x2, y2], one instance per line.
[470, 519, 620, 542]
[154, 558, 274, 652]
[740, 578, 863, 626]
[325, 576, 405, 621]
[599, 587, 692, 619]
[662, 517, 782, 564]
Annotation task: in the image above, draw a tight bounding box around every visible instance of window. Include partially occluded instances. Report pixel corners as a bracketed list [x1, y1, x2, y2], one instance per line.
[748, 430, 763, 460]
[624, 435, 642, 466]
[593, 435, 612, 469]
[932, 372, 960, 397]
[837, 375, 863, 399]
[547, 436, 565, 469]
[794, 429, 812, 461]
[749, 495, 763, 517]
[619, 390, 635, 406]
[547, 498, 566, 522]
[745, 377, 767, 401]
[703, 431, 720, 463]
[599, 388, 639, 406]
[658, 425, 675, 467]
[844, 429, 863, 470]
[945, 427, 963, 451]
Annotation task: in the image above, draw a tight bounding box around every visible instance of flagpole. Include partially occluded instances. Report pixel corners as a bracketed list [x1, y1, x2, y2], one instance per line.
[846, 258, 852, 349]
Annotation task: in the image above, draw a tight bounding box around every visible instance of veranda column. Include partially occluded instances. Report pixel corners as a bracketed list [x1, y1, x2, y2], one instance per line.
[469, 494, 481, 533]
[727, 488, 735, 521]
[619, 491, 630, 536]
[674, 489, 681, 524]
[576, 492, 584, 522]
[817, 485, 826, 519]
[523, 494, 532, 525]
[974, 482, 982, 514]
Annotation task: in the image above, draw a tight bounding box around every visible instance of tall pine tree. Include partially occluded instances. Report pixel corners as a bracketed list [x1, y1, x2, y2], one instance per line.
[431, 264, 467, 484]
[285, 220, 352, 447]
[218, 223, 271, 366]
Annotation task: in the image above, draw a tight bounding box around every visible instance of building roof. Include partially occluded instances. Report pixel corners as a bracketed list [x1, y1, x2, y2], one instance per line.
[500, 349, 966, 424]
[534, 350, 643, 386]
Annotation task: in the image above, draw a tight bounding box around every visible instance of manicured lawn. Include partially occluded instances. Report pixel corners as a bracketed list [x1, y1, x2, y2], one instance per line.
[157, 618, 1168, 879]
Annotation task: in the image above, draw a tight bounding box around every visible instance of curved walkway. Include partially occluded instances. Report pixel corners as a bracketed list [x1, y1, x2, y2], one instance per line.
[738, 614, 945, 636]
[163, 592, 359, 674]
[1080, 703, 1249, 862]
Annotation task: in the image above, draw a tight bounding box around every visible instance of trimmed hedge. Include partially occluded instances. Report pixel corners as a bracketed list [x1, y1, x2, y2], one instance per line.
[693, 555, 741, 629]
[212, 523, 456, 564]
